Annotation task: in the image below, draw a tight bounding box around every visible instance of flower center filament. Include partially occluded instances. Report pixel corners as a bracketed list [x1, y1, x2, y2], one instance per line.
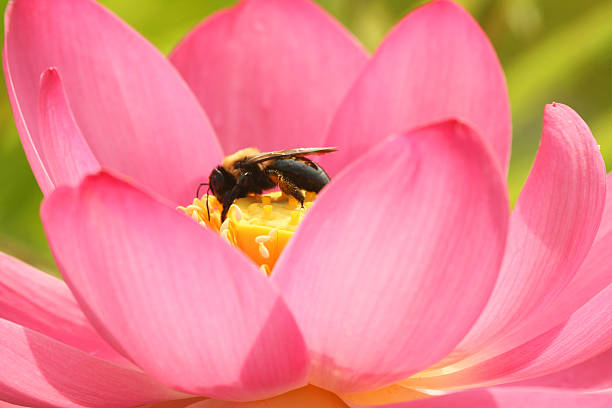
[179, 191, 317, 274]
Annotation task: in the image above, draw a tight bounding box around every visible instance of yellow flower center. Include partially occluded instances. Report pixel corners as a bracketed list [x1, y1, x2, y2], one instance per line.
[178, 191, 317, 274]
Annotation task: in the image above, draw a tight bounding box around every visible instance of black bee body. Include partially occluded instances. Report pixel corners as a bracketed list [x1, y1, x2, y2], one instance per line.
[267, 157, 331, 193]
[200, 147, 336, 221]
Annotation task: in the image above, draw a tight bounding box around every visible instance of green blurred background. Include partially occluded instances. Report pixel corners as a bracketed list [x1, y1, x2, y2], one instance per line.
[1, 0, 611, 275]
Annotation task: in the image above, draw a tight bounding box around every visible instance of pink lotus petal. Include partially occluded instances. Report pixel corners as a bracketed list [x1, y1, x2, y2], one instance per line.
[273, 120, 509, 394]
[452, 169, 612, 374]
[3, 49, 53, 194]
[323, 0, 511, 175]
[170, 0, 368, 154]
[0, 251, 127, 365]
[0, 401, 28, 408]
[0, 317, 184, 408]
[536, 171, 612, 319]
[403, 278, 612, 389]
[495, 176, 612, 391]
[36, 67, 100, 193]
[360, 388, 612, 408]
[41, 172, 308, 401]
[4, 0, 222, 203]
[454, 103, 606, 360]
[490, 281, 612, 386]
[505, 347, 612, 391]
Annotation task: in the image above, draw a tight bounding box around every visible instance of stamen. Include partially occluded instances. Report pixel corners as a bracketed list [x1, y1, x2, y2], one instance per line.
[255, 235, 272, 244]
[230, 204, 243, 221]
[258, 242, 270, 259]
[220, 218, 230, 234]
[221, 229, 231, 244]
[260, 264, 271, 276]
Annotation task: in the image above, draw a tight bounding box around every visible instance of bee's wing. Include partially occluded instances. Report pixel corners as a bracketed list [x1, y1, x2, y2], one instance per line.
[236, 147, 337, 167]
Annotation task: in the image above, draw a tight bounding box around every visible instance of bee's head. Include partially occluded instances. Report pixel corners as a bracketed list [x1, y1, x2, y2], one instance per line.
[208, 166, 234, 203]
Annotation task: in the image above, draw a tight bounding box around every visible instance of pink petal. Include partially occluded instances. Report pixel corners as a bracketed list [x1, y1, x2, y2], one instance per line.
[417, 168, 612, 383]
[494, 174, 612, 391]
[449, 169, 612, 375]
[0, 251, 126, 365]
[0, 318, 184, 408]
[170, 0, 368, 153]
[273, 120, 509, 394]
[37, 67, 100, 192]
[4, 0, 222, 203]
[493, 281, 612, 386]
[323, 0, 511, 175]
[3, 48, 53, 194]
[41, 172, 308, 401]
[403, 278, 612, 388]
[362, 388, 612, 408]
[454, 103, 606, 360]
[534, 171, 612, 322]
[506, 347, 612, 391]
[0, 401, 28, 408]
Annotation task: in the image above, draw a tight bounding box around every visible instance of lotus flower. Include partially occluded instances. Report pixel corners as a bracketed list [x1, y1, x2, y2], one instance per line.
[2, 0, 611, 406]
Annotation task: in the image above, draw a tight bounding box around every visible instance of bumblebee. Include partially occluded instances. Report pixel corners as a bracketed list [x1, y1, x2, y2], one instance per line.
[198, 147, 337, 222]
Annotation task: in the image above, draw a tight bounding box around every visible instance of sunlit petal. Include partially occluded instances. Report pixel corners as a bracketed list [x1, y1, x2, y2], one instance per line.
[274, 120, 509, 393]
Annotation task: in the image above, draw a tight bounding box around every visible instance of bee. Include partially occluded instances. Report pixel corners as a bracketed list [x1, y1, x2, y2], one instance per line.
[197, 147, 337, 222]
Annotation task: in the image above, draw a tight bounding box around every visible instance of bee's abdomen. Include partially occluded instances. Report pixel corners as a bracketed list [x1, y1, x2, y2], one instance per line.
[267, 158, 330, 192]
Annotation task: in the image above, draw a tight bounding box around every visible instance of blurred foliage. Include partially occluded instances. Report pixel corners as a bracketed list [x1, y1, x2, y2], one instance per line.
[1, 0, 611, 274]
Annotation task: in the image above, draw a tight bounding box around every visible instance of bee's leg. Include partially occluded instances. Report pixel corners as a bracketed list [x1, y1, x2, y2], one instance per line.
[268, 170, 305, 207]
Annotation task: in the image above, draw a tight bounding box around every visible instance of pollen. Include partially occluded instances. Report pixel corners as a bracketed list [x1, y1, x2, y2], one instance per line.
[178, 191, 317, 274]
